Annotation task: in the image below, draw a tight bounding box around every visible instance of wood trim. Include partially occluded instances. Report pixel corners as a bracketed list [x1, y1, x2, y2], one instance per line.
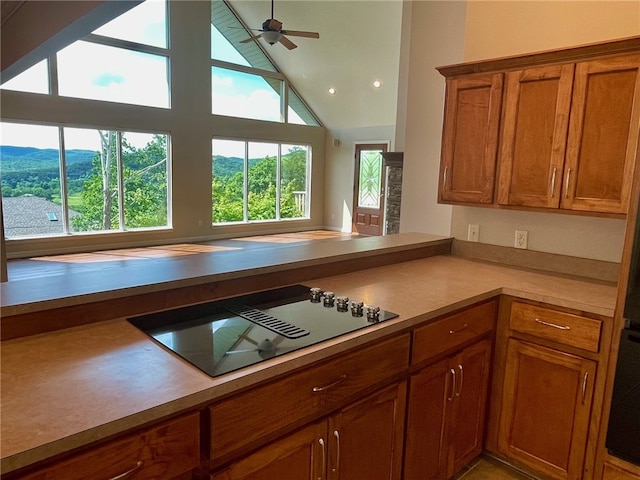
[437, 36, 640, 77]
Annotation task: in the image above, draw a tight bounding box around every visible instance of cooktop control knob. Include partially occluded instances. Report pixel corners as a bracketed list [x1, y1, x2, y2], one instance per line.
[351, 301, 364, 317]
[310, 287, 323, 303]
[365, 305, 381, 322]
[336, 296, 350, 312]
[323, 291, 335, 307]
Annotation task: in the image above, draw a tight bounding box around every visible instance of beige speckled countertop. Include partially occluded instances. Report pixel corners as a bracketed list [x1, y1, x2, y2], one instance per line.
[0, 252, 618, 475]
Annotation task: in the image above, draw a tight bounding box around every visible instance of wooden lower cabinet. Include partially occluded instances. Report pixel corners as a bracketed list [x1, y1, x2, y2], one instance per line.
[13, 412, 200, 480]
[497, 339, 597, 480]
[404, 339, 492, 480]
[211, 381, 406, 480]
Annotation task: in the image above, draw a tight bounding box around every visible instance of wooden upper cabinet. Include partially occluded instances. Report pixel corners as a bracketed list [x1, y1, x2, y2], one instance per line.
[497, 64, 574, 208]
[562, 54, 640, 214]
[439, 73, 503, 204]
[439, 38, 640, 216]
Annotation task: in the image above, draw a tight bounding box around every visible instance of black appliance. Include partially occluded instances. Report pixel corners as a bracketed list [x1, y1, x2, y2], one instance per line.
[606, 204, 640, 466]
[128, 284, 398, 378]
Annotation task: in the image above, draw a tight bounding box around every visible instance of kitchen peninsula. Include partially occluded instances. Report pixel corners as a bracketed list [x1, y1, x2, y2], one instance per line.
[0, 233, 620, 479]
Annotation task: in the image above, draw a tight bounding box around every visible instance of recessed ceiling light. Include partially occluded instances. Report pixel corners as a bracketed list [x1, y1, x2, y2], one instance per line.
[373, 80, 382, 89]
[328, 87, 336, 95]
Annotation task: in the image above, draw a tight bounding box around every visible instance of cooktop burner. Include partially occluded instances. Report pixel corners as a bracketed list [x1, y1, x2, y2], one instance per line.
[128, 284, 398, 377]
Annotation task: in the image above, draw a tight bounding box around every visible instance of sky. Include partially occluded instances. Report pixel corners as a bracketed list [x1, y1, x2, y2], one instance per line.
[0, 0, 305, 153]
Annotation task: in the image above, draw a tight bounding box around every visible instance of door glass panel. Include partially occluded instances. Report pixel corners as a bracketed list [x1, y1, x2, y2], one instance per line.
[358, 149, 383, 208]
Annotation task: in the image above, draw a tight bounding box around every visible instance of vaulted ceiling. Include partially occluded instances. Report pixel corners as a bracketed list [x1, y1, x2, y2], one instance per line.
[224, 1, 403, 130]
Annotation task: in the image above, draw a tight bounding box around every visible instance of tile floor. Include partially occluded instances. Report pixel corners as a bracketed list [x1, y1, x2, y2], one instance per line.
[454, 457, 539, 480]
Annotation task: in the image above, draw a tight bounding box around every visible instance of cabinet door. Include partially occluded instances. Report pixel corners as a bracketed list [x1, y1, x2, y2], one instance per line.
[439, 73, 503, 204]
[562, 54, 640, 213]
[404, 357, 451, 480]
[327, 382, 406, 480]
[211, 421, 326, 480]
[497, 65, 574, 208]
[498, 339, 597, 480]
[447, 340, 492, 477]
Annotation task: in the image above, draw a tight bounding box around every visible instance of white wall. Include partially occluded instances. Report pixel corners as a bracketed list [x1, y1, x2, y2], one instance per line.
[397, 1, 467, 236]
[398, 0, 639, 262]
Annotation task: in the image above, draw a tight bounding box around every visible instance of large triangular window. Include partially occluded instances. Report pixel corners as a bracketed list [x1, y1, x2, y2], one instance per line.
[210, 0, 320, 126]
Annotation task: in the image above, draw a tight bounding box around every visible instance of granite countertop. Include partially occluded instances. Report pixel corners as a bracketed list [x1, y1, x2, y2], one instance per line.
[0, 251, 618, 476]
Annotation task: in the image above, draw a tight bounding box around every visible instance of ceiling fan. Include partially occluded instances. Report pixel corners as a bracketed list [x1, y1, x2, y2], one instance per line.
[240, 0, 319, 50]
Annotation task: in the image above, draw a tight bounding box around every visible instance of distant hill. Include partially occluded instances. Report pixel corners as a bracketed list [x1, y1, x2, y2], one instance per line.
[0, 145, 97, 172]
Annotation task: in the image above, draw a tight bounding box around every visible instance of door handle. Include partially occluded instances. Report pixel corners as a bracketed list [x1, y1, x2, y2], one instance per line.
[332, 430, 340, 473]
[318, 438, 326, 480]
[456, 364, 464, 397]
[447, 368, 456, 401]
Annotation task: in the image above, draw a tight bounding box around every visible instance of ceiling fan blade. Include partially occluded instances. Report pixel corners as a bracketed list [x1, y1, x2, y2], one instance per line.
[268, 18, 283, 31]
[280, 30, 319, 39]
[240, 34, 263, 44]
[279, 35, 297, 50]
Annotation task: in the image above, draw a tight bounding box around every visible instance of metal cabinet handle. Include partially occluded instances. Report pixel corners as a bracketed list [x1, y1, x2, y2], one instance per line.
[564, 167, 572, 198]
[443, 166, 448, 189]
[534, 318, 570, 330]
[456, 364, 464, 397]
[447, 368, 456, 401]
[312, 374, 347, 392]
[582, 372, 589, 405]
[449, 324, 468, 335]
[109, 461, 144, 480]
[550, 167, 557, 197]
[332, 430, 340, 473]
[318, 438, 326, 480]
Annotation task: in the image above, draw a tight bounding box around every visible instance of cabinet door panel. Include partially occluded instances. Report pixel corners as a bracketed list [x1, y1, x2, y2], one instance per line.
[563, 54, 640, 213]
[328, 382, 406, 480]
[448, 340, 492, 476]
[497, 65, 574, 208]
[439, 73, 503, 204]
[498, 339, 596, 480]
[404, 357, 451, 480]
[212, 421, 326, 480]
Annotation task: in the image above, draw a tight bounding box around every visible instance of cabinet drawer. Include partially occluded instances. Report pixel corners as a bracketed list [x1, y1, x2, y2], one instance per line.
[509, 302, 602, 353]
[412, 300, 496, 365]
[209, 334, 410, 465]
[18, 412, 200, 480]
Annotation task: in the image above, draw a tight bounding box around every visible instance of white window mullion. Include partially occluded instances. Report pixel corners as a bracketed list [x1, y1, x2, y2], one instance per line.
[243, 141, 249, 222]
[117, 132, 125, 230]
[276, 144, 282, 219]
[49, 55, 59, 96]
[57, 127, 70, 234]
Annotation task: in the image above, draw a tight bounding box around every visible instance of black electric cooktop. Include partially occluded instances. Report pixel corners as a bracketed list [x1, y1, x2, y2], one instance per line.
[128, 284, 398, 378]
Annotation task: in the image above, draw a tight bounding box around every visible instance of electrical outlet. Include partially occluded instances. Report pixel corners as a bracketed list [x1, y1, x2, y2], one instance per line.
[515, 230, 528, 249]
[468, 224, 479, 242]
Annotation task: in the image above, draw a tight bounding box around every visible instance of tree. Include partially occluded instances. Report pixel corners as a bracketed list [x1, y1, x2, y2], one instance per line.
[72, 132, 167, 232]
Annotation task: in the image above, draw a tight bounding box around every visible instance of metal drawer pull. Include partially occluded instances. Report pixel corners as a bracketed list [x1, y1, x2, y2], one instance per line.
[447, 368, 456, 401]
[565, 168, 572, 198]
[449, 324, 468, 335]
[534, 318, 570, 330]
[109, 461, 144, 480]
[318, 438, 326, 480]
[456, 364, 464, 397]
[582, 372, 589, 404]
[312, 374, 347, 392]
[550, 167, 557, 197]
[332, 430, 340, 473]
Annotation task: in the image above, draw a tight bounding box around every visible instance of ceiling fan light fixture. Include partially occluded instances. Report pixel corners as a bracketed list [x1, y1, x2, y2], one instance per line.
[262, 30, 282, 45]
